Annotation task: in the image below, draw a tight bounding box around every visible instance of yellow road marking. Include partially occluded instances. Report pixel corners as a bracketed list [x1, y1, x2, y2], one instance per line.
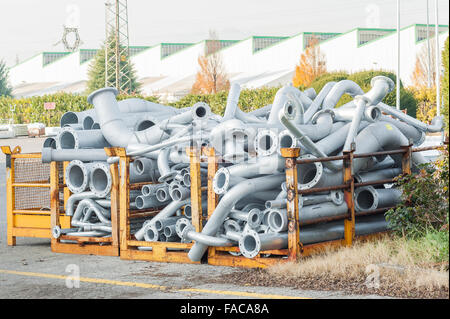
[0, 269, 310, 299]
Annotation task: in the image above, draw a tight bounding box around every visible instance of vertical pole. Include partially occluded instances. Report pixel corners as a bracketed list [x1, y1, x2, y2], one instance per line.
[281, 148, 301, 261]
[115, 0, 120, 91]
[50, 161, 60, 246]
[118, 150, 130, 251]
[188, 146, 203, 233]
[435, 0, 441, 117]
[63, 161, 71, 212]
[396, 0, 401, 110]
[343, 145, 355, 247]
[426, 0, 432, 88]
[5, 153, 15, 246]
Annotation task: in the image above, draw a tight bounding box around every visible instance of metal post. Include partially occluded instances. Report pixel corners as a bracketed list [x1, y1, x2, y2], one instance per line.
[401, 141, 412, 176]
[426, 0, 432, 88]
[50, 161, 60, 246]
[206, 147, 219, 259]
[2, 147, 15, 246]
[396, 0, 401, 110]
[105, 148, 121, 251]
[343, 145, 355, 247]
[435, 0, 441, 117]
[281, 147, 301, 261]
[117, 148, 129, 251]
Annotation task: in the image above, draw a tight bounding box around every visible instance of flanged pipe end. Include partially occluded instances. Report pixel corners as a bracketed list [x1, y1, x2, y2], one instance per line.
[297, 154, 324, 190]
[239, 229, 261, 259]
[213, 167, 230, 195]
[330, 190, 344, 206]
[143, 225, 159, 242]
[255, 129, 278, 157]
[52, 226, 62, 239]
[176, 217, 191, 238]
[66, 160, 90, 194]
[180, 224, 195, 243]
[89, 162, 112, 197]
[282, 100, 296, 120]
[371, 76, 395, 93]
[310, 108, 334, 124]
[247, 208, 262, 229]
[223, 219, 242, 233]
[354, 186, 379, 212]
[192, 102, 211, 121]
[87, 87, 119, 105]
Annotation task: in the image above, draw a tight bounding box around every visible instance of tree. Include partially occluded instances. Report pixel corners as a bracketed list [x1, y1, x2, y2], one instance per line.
[191, 31, 230, 94]
[0, 59, 12, 97]
[411, 41, 437, 88]
[292, 37, 327, 88]
[86, 32, 140, 94]
[441, 37, 449, 133]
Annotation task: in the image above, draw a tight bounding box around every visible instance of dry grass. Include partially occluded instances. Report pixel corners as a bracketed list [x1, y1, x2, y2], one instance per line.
[216, 235, 449, 298]
[267, 235, 449, 293]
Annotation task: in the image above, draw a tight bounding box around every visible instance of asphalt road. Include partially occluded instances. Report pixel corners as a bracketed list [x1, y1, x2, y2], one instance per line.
[0, 137, 388, 300]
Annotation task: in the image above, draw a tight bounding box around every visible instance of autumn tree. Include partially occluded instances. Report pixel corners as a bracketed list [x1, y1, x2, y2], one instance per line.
[292, 37, 327, 88]
[411, 41, 437, 88]
[191, 31, 230, 94]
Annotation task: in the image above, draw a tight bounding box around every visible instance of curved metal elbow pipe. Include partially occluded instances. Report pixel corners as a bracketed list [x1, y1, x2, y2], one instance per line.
[65, 191, 101, 217]
[268, 85, 311, 125]
[322, 80, 364, 110]
[188, 174, 285, 262]
[182, 225, 235, 247]
[303, 81, 336, 123]
[223, 83, 241, 120]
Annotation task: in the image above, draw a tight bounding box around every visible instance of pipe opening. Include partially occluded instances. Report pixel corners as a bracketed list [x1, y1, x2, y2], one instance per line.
[357, 189, 375, 210]
[195, 106, 207, 118]
[43, 138, 57, 149]
[145, 228, 156, 241]
[183, 174, 191, 187]
[136, 120, 155, 131]
[135, 160, 145, 174]
[59, 131, 76, 149]
[301, 166, 317, 184]
[60, 112, 78, 126]
[92, 169, 108, 193]
[135, 197, 144, 210]
[243, 235, 257, 253]
[172, 189, 182, 201]
[164, 227, 172, 237]
[155, 220, 163, 231]
[215, 172, 227, 190]
[156, 188, 168, 202]
[279, 135, 294, 148]
[68, 165, 84, 188]
[83, 116, 94, 130]
[184, 205, 192, 218]
[91, 123, 101, 130]
[259, 134, 273, 151]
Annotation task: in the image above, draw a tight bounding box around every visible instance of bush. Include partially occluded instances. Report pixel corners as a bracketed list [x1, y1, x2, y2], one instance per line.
[441, 37, 449, 133]
[309, 71, 349, 94]
[409, 86, 437, 124]
[0, 93, 159, 126]
[385, 149, 449, 239]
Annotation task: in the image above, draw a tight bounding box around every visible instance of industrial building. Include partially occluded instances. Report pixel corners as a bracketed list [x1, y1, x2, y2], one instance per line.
[8, 23, 449, 101]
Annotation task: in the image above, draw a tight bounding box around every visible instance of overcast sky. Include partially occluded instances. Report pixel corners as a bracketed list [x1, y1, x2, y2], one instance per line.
[0, 0, 449, 67]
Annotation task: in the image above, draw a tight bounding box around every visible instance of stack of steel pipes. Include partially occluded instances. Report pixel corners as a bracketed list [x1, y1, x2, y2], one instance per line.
[42, 76, 443, 259]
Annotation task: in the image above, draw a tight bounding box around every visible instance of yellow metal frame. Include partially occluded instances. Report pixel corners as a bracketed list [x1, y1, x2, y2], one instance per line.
[116, 147, 202, 264]
[1, 145, 71, 245]
[49, 148, 120, 256]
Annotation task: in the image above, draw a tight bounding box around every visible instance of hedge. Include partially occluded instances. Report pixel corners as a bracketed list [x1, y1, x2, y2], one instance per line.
[0, 93, 158, 126]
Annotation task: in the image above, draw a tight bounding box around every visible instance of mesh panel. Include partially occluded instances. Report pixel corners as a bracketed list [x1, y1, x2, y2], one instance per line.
[13, 158, 51, 210]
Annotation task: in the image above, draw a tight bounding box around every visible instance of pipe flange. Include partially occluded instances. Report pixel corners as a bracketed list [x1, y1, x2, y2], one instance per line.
[143, 224, 159, 242]
[66, 160, 90, 194]
[52, 226, 62, 239]
[297, 154, 324, 190]
[282, 100, 296, 120]
[56, 127, 79, 150]
[330, 190, 344, 206]
[180, 224, 195, 243]
[247, 208, 262, 229]
[192, 102, 211, 121]
[213, 167, 230, 195]
[371, 76, 395, 93]
[175, 217, 191, 238]
[354, 186, 379, 212]
[224, 219, 242, 233]
[155, 187, 169, 202]
[310, 108, 334, 124]
[255, 129, 278, 156]
[240, 203, 265, 212]
[278, 130, 298, 154]
[239, 229, 260, 259]
[87, 87, 119, 104]
[267, 209, 288, 233]
[89, 162, 112, 198]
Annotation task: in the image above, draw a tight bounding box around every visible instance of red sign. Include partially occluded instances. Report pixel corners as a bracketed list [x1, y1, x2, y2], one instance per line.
[44, 102, 56, 110]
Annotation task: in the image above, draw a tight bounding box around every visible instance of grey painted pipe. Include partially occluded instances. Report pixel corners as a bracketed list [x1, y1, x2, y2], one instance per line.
[354, 186, 402, 212]
[223, 83, 241, 120]
[377, 102, 443, 133]
[182, 225, 235, 247]
[268, 86, 311, 125]
[379, 116, 425, 146]
[65, 160, 96, 194]
[65, 191, 100, 217]
[304, 87, 317, 100]
[355, 168, 402, 183]
[188, 174, 285, 262]
[229, 208, 262, 229]
[322, 80, 364, 110]
[135, 195, 167, 210]
[332, 105, 382, 123]
[57, 127, 111, 150]
[239, 229, 288, 258]
[303, 81, 336, 123]
[41, 147, 107, 163]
